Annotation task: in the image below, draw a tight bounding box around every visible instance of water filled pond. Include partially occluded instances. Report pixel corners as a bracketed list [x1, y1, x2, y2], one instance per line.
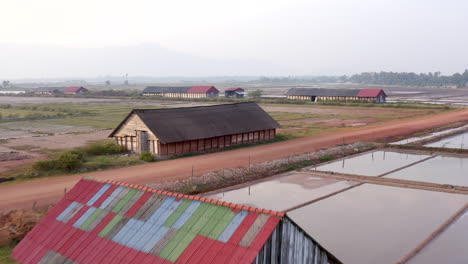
[424, 131, 468, 149]
[391, 125, 468, 145]
[312, 150, 430, 176]
[385, 155, 468, 186]
[287, 184, 468, 264]
[205, 171, 355, 211]
[407, 209, 468, 264]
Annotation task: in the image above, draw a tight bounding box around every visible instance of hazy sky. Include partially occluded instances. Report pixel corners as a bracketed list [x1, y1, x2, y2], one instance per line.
[1, 0, 468, 77]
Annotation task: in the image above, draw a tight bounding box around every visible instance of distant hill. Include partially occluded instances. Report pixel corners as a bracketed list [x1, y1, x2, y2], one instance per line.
[0, 43, 287, 79]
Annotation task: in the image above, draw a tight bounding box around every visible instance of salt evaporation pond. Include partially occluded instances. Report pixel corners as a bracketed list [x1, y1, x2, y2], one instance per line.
[313, 150, 430, 176]
[392, 124, 468, 145]
[407, 209, 468, 264]
[287, 184, 468, 264]
[206, 171, 355, 211]
[385, 155, 468, 186]
[425, 131, 468, 149]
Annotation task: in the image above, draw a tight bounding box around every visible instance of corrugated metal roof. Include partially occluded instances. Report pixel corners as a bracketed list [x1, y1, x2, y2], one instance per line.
[34, 87, 67, 92]
[64, 86, 87, 93]
[12, 179, 283, 264]
[142, 86, 192, 94]
[357, 89, 386, 98]
[287, 88, 361, 97]
[188, 86, 219, 94]
[287, 88, 387, 98]
[225, 88, 245, 92]
[109, 102, 281, 143]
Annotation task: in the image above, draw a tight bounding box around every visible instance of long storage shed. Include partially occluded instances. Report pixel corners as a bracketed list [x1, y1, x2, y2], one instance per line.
[109, 102, 280, 157]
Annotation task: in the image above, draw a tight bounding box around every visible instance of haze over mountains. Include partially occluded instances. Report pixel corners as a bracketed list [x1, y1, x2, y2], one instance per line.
[0, 43, 288, 79]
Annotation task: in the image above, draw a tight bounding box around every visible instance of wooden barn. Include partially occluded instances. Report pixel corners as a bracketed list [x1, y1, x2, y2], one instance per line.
[142, 86, 219, 98]
[64, 86, 88, 95]
[109, 102, 280, 157]
[32, 87, 67, 95]
[225, 87, 246, 98]
[287, 88, 387, 103]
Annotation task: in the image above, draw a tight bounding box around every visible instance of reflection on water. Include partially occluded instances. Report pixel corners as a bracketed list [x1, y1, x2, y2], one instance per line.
[385, 156, 468, 186]
[392, 125, 468, 145]
[206, 172, 355, 211]
[288, 184, 468, 264]
[313, 151, 430, 176]
[408, 209, 468, 264]
[425, 132, 468, 149]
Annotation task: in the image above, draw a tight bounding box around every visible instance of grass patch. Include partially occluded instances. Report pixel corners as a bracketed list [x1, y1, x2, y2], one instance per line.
[0, 140, 145, 181]
[0, 139, 9, 144]
[0, 247, 17, 264]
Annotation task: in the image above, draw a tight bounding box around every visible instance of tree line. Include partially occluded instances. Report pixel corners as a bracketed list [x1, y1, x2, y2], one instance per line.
[348, 70, 468, 87]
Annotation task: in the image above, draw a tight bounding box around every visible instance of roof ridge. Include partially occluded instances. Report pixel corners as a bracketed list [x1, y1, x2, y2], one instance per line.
[132, 101, 257, 112]
[88, 178, 284, 217]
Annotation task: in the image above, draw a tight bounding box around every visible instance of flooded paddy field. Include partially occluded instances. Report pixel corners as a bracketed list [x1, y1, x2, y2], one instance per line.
[312, 150, 431, 176]
[206, 171, 356, 211]
[407, 209, 468, 264]
[424, 131, 468, 149]
[385, 155, 468, 186]
[205, 145, 468, 263]
[287, 184, 468, 264]
[391, 124, 468, 145]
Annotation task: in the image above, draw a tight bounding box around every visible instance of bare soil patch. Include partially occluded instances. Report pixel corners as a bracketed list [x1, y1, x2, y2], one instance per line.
[0, 109, 467, 213]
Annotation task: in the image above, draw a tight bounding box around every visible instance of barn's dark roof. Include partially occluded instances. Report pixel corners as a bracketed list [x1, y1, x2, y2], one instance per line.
[109, 102, 280, 143]
[34, 87, 67, 92]
[12, 178, 283, 264]
[287, 88, 360, 97]
[142, 86, 191, 94]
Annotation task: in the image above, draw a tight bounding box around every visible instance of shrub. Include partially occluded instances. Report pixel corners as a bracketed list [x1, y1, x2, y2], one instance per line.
[56, 151, 85, 171]
[82, 140, 127, 156]
[140, 152, 155, 162]
[32, 159, 60, 171]
[319, 155, 335, 162]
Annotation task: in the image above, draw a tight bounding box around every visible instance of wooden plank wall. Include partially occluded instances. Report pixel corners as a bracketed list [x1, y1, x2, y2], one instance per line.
[158, 129, 276, 156]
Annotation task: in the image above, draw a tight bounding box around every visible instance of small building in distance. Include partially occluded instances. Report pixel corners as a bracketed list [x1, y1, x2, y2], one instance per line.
[13, 178, 340, 264]
[109, 102, 280, 157]
[287, 88, 387, 103]
[32, 87, 67, 95]
[64, 86, 89, 95]
[225, 87, 246, 98]
[142, 85, 220, 98]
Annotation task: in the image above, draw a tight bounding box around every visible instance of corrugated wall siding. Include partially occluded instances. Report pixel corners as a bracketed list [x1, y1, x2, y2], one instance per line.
[253, 218, 334, 264]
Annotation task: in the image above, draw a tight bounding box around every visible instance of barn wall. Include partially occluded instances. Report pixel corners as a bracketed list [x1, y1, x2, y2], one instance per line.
[158, 129, 276, 157]
[112, 113, 160, 155]
[288, 94, 381, 103]
[253, 218, 335, 264]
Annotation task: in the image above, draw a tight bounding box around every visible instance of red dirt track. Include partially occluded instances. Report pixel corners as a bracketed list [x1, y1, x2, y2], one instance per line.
[1, 109, 468, 213]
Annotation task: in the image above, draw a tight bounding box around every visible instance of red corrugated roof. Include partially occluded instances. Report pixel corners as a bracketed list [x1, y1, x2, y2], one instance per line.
[12, 178, 284, 264]
[357, 89, 386, 98]
[188, 86, 219, 93]
[225, 88, 245, 92]
[65, 86, 88, 93]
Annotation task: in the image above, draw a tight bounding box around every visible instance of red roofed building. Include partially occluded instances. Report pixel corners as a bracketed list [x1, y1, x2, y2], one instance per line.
[12, 178, 340, 264]
[64, 86, 89, 95]
[142, 86, 219, 98]
[225, 88, 246, 98]
[357, 89, 387, 103]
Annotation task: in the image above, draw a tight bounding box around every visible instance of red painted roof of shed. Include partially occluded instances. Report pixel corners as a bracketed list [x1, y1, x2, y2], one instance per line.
[188, 86, 219, 93]
[65, 86, 87, 93]
[357, 89, 386, 98]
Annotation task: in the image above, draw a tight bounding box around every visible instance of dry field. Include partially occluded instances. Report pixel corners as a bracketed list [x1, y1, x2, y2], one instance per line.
[0, 96, 450, 179]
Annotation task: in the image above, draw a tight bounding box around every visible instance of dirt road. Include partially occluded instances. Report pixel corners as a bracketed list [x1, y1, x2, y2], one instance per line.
[1, 109, 468, 213]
